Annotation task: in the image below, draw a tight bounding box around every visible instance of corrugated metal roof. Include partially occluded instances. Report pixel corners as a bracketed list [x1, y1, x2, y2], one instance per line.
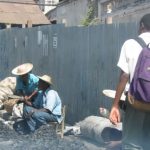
[0, 0, 50, 24]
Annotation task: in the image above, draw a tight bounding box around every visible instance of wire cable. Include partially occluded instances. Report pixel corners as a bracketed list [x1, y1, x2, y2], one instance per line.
[0, 0, 58, 6]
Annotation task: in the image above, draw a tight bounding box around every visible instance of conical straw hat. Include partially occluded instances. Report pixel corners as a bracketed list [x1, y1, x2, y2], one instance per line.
[12, 63, 33, 75]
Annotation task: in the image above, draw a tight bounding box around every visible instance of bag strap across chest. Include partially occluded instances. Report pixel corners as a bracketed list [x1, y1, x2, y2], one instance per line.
[135, 37, 147, 48]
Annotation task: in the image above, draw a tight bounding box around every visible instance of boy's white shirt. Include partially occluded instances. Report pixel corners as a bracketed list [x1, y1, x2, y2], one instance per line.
[117, 32, 150, 84]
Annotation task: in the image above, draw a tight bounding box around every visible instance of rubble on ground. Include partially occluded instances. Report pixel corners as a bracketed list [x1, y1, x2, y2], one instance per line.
[0, 77, 121, 150]
[0, 112, 87, 150]
[0, 77, 87, 150]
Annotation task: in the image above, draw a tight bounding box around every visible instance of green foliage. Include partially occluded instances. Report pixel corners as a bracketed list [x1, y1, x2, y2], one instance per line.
[89, 18, 101, 26]
[81, 6, 94, 26]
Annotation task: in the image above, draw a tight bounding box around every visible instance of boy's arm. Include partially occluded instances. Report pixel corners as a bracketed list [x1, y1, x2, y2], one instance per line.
[109, 70, 129, 124]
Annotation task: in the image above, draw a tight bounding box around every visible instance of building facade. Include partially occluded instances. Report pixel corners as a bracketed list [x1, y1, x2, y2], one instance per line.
[46, 0, 150, 26]
[46, 0, 90, 26]
[37, 0, 59, 14]
[99, 0, 150, 24]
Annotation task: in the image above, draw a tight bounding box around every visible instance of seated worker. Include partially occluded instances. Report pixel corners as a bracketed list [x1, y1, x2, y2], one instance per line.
[21, 75, 62, 134]
[12, 63, 39, 102]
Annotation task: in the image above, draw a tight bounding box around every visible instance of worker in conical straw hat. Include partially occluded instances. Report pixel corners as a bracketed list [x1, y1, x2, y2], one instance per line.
[22, 75, 62, 134]
[11, 63, 39, 105]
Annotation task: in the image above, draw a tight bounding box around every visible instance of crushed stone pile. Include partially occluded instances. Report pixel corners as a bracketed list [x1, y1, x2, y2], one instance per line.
[0, 123, 87, 150]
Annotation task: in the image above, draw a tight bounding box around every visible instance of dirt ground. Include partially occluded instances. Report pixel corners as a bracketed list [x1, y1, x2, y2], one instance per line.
[0, 109, 123, 150]
[0, 121, 107, 150]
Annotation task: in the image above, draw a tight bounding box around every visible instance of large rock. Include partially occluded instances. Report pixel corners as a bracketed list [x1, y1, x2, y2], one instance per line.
[77, 116, 122, 144]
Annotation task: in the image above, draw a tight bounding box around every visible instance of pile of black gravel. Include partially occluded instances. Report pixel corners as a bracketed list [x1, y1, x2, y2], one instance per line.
[0, 123, 87, 150]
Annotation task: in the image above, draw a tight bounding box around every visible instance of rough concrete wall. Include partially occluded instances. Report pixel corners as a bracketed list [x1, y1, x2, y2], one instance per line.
[47, 7, 57, 20]
[111, 2, 150, 23]
[47, 0, 89, 26]
[47, 0, 150, 25]
[112, 4, 150, 23]
[98, 0, 150, 24]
